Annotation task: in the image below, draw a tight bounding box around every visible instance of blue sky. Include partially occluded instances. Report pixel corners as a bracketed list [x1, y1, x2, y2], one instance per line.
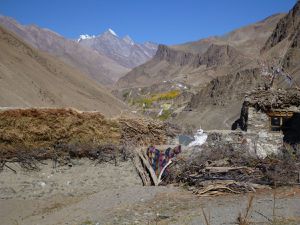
[0, 0, 297, 45]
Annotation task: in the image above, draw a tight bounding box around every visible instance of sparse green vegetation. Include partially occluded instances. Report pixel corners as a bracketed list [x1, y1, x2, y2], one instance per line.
[80, 220, 94, 225]
[158, 109, 172, 121]
[137, 90, 181, 108]
[151, 90, 181, 101]
[138, 97, 154, 108]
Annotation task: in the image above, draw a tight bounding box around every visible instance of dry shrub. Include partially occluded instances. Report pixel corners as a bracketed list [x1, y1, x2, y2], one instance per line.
[237, 195, 254, 225]
[0, 143, 132, 171]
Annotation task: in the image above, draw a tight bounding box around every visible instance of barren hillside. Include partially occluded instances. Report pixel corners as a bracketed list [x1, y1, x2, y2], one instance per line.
[0, 16, 129, 85]
[0, 25, 126, 116]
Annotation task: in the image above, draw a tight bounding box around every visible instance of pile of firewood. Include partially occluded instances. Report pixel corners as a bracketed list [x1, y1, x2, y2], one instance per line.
[118, 117, 178, 146]
[175, 163, 269, 196]
[166, 145, 300, 196]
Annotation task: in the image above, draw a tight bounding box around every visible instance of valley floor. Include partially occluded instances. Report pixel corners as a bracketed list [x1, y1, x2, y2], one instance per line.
[0, 160, 300, 225]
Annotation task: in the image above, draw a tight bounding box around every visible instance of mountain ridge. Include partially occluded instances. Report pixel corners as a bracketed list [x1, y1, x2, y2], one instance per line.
[0, 15, 131, 85]
[116, 13, 284, 89]
[0, 24, 126, 116]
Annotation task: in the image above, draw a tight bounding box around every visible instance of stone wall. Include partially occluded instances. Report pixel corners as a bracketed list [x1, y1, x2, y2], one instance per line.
[253, 130, 283, 158]
[196, 130, 283, 159]
[247, 107, 270, 133]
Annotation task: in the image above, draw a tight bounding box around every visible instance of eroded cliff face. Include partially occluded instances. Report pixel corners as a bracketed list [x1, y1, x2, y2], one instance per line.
[144, 44, 248, 69]
[262, 1, 300, 83]
[115, 11, 291, 131]
[155, 44, 196, 66]
[194, 44, 249, 67]
[116, 12, 283, 91]
[262, 1, 300, 52]
[116, 43, 251, 89]
[283, 29, 300, 71]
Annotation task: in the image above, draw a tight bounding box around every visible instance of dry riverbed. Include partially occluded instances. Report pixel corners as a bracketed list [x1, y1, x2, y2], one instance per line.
[0, 159, 300, 225]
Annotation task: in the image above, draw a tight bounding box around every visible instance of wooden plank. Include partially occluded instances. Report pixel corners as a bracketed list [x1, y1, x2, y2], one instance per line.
[267, 111, 294, 117]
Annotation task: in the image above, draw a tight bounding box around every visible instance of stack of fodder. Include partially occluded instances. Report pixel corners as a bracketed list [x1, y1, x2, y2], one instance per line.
[0, 108, 175, 169]
[0, 108, 129, 170]
[0, 108, 121, 152]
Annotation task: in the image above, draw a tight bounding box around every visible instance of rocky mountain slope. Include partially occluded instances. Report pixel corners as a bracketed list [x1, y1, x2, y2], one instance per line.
[175, 2, 300, 130]
[78, 29, 157, 68]
[0, 16, 129, 85]
[262, 0, 300, 83]
[175, 68, 268, 130]
[0, 25, 126, 116]
[116, 14, 284, 89]
[114, 8, 300, 130]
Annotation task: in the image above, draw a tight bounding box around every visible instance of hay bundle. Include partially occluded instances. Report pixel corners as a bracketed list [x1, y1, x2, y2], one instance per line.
[0, 108, 121, 151]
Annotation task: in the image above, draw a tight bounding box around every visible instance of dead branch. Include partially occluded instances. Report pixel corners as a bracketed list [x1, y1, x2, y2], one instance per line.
[3, 163, 17, 174]
[133, 152, 151, 186]
[205, 166, 254, 173]
[134, 148, 173, 186]
[135, 148, 159, 186]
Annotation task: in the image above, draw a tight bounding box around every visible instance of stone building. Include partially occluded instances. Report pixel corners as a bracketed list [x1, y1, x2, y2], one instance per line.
[232, 88, 300, 157]
[187, 88, 300, 159]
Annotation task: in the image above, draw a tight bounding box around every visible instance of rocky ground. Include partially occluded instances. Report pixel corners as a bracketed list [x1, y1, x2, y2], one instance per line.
[1, 159, 300, 225]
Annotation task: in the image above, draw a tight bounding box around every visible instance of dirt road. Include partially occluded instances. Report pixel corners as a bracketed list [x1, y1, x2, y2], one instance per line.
[0, 160, 300, 225]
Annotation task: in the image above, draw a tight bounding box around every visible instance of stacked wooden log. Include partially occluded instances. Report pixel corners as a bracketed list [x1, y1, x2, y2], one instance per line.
[133, 148, 173, 186]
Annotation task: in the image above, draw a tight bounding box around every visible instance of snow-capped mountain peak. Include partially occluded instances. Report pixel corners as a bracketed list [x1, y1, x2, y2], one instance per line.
[108, 28, 118, 36]
[123, 35, 134, 45]
[77, 34, 95, 42]
[77, 28, 158, 68]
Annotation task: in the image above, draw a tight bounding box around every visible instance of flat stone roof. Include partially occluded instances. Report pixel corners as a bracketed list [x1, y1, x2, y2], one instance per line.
[244, 88, 300, 112]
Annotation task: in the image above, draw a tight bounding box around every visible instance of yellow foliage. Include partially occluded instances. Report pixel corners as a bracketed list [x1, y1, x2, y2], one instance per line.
[138, 90, 181, 108]
[151, 90, 181, 101]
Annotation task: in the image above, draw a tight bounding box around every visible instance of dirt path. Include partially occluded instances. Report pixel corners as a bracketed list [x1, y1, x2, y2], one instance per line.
[1, 160, 300, 225]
